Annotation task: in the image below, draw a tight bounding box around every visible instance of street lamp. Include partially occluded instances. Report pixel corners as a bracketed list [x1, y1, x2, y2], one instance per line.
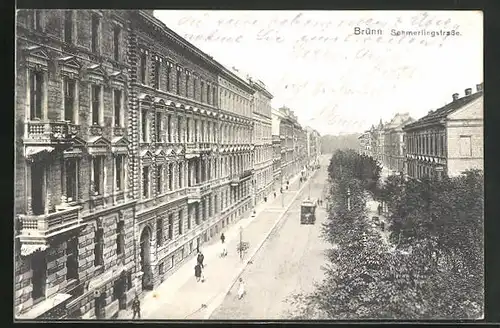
[347, 187, 351, 211]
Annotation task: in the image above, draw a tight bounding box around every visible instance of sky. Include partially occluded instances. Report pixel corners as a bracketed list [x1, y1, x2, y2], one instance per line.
[154, 10, 483, 136]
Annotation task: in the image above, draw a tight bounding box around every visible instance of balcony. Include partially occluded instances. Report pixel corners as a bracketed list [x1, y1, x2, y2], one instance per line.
[17, 205, 82, 256]
[185, 142, 212, 158]
[187, 186, 201, 204]
[230, 175, 240, 186]
[24, 121, 80, 146]
[240, 169, 253, 180]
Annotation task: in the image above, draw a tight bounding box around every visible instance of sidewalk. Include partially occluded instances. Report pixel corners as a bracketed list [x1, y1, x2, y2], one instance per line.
[366, 196, 391, 246]
[117, 172, 305, 320]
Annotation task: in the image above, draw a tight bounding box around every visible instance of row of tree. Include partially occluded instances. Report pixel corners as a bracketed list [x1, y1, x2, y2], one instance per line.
[287, 150, 483, 319]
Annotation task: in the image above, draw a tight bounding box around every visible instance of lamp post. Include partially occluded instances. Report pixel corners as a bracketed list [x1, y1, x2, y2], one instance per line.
[347, 187, 351, 211]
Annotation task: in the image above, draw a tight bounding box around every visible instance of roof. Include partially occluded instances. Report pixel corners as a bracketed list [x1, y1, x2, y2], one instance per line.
[384, 113, 414, 130]
[404, 90, 483, 130]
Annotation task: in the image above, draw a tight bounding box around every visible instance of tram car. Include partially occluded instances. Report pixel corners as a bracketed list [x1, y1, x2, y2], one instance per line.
[300, 199, 317, 224]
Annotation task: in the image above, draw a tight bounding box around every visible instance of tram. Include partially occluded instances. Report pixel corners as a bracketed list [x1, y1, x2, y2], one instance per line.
[300, 199, 317, 224]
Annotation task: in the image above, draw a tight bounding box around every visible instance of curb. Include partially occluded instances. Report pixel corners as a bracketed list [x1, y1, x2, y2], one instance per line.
[202, 170, 319, 319]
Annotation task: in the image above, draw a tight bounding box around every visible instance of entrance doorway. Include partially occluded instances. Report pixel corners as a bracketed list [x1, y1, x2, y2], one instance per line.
[139, 227, 153, 290]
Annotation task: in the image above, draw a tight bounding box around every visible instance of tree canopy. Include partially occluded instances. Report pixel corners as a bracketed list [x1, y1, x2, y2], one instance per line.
[287, 151, 483, 320]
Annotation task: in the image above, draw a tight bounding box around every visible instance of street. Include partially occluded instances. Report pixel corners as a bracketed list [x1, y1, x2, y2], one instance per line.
[209, 157, 330, 319]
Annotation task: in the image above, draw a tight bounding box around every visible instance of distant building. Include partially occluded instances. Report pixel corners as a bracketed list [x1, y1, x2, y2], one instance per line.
[403, 84, 483, 179]
[358, 131, 372, 156]
[305, 127, 321, 166]
[382, 113, 415, 174]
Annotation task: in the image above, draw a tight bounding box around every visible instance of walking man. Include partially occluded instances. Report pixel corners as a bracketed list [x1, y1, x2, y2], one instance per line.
[237, 278, 246, 300]
[377, 203, 382, 215]
[132, 294, 141, 319]
[194, 263, 203, 282]
[220, 233, 227, 257]
[197, 251, 205, 268]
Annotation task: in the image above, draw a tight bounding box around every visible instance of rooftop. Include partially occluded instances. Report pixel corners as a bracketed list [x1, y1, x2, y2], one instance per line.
[404, 89, 483, 130]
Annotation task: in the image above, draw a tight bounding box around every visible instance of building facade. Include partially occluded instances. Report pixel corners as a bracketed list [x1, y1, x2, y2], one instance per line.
[382, 113, 414, 174]
[403, 85, 483, 180]
[358, 130, 372, 156]
[305, 127, 321, 167]
[15, 9, 136, 319]
[250, 80, 273, 204]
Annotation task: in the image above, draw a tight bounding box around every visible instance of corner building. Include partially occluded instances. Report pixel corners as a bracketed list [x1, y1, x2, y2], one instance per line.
[15, 10, 136, 319]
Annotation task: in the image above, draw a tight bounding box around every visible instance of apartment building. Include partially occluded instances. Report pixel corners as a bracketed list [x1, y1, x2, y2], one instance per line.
[15, 9, 136, 319]
[250, 79, 274, 204]
[382, 113, 414, 174]
[403, 85, 483, 179]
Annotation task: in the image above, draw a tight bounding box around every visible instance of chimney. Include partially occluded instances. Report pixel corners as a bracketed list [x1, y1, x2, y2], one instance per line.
[452, 93, 459, 101]
[476, 83, 483, 92]
[465, 88, 472, 96]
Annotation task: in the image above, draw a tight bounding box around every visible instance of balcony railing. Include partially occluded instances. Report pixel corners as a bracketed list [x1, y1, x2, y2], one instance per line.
[240, 169, 253, 180]
[17, 205, 82, 252]
[24, 121, 80, 145]
[187, 186, 201, 203]
[230, 175, 240, 186]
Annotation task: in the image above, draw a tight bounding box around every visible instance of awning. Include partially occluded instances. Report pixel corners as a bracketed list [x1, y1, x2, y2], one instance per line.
[25, 146, 54, 159]
[21, 244, 48, 256]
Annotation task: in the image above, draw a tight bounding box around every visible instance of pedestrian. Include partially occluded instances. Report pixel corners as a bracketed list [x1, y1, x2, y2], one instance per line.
[237, 278, 246, 300]
[220, 233, 227, 257]
[274, 191, 276, 198]
[197, 251, 205, 268]
[194, 263, 202, 282]
[220, 233, 225, 244]
[132, 294, 141, 319]
[377, 203, 382, 215]
[280, 187, 283, 194]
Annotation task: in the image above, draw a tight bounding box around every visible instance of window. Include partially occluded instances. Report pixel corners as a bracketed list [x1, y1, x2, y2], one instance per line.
[91, 85, 100, 125]
[188, 207, 192, 230]
[66, 236, 79, 280]
[92, 156, 103, 195]
[195, 205, 200, 225]
[64, 158, 78, 202]
[156, 165, 163, 194]
[159, 262, 164, 275]
[177, 117, 182, 143]
[168, 163, 173, 191]
[176, 67, 180, 95]
[440, 134, 445, 156]
[31, 252, 46, 300]
[113, 26, 120, 61]
[178, 162, 183, 188]
[459, 136, 472, 157]
[114, 89, 122, 127]
[194, 120, 198, 142]
[185, 71, 189, 97]
[154, 59, 161, 89]
[91, 14, 100, 53]
[201, 121, 205, 142]
[63, 78, 76, 122]
[168, 214, 173, 239]
[193, 77, 197, 100]
[30, 70, 44, 120]
[94, 227, 104, 266]
[167, 115, 172, 143]
[178, 210, 183, 235]
[212, 88, 216, 106]
[140, 52, 147, 85]
[201, 81, 205, 102]
[156, 218, 163, 247]
[141, 109, 148, 142]
[115, 155, 124, 191]
[142, 166, 150, 198]
[186, 118, 191, 142]
[207, 85, 211, 105]
[32, 10, 42, 30]
[166, 63, 171, 91]
[156, 112, 162, 142]
[64, 11, 73, 44]
[116, 220, 125, 256]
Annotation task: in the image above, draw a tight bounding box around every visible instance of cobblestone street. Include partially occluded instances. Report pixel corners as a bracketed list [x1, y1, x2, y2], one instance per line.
[209, 159, 330, 319]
